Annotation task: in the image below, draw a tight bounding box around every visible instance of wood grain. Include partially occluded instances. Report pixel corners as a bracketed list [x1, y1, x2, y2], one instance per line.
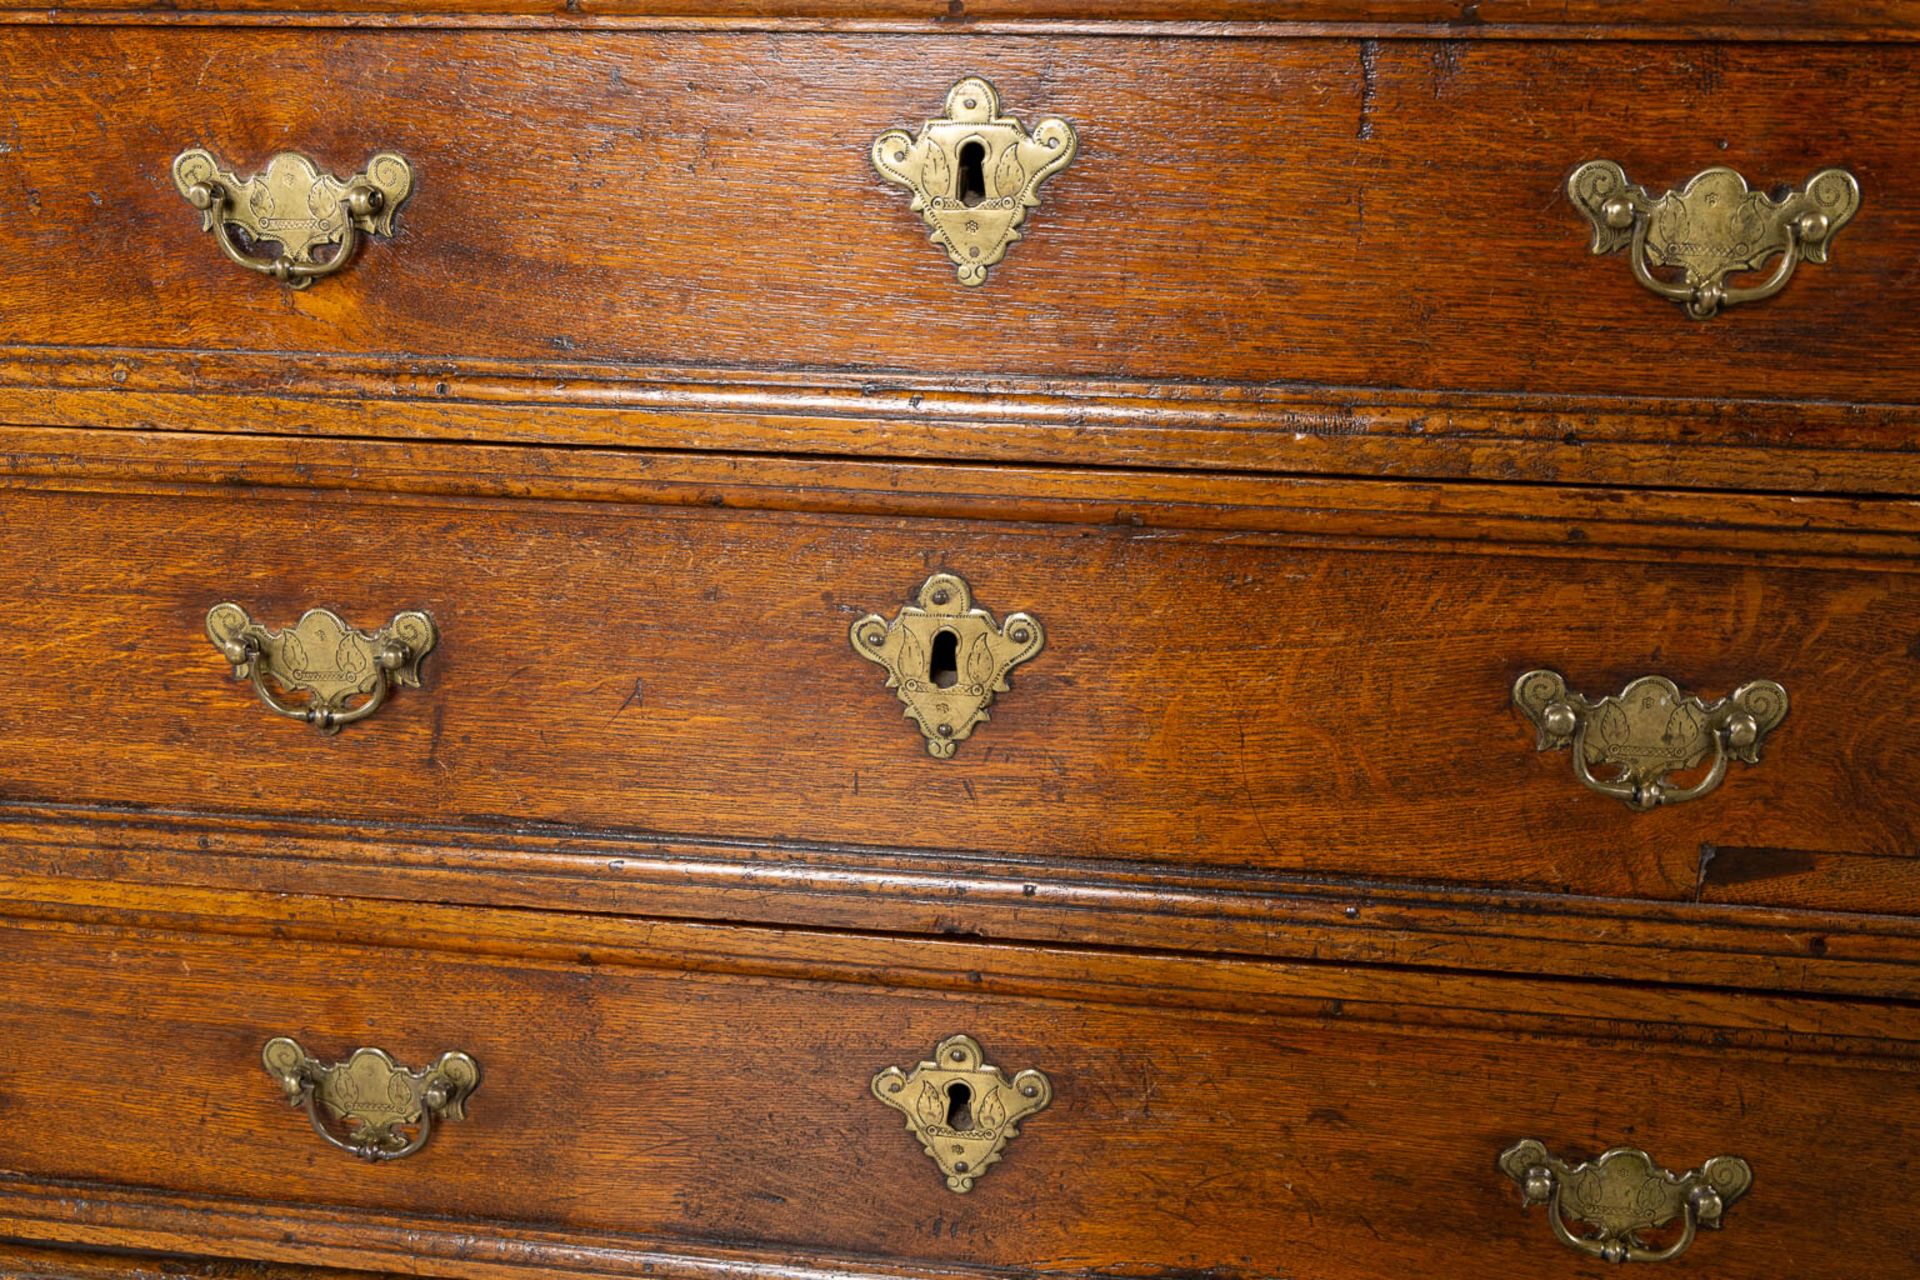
[1, 1, 1918, 39]
[0, 888, 1914, 1280]
[0, 1244, 401, 1280]
[0, 437, 1916, 916]
[11, 799, 1920, 1000]
[9, 424, 1920, 560]
[8, 349, 1920, 497]
[0, 31, 1916, 435]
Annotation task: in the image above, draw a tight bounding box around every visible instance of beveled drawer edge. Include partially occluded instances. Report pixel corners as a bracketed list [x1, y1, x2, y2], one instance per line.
[0, 1176, 995, 1280]
[6, 866, 1920, 1056]
[1, 10, 1917, 42]
[8, 425, 1920, 570]
[4, 346, 1919, 498]
[0, 1241, 402, 1280]
[2, 804, 1917, 1004]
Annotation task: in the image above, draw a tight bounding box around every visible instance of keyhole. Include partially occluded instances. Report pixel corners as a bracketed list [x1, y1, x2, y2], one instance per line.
[945, 1081, 974, 1129]
[929, 629, 960, 688]
[957, 140, 987, 207]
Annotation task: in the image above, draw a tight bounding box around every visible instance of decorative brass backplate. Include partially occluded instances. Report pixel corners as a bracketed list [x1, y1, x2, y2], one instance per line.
[1500, 1140, 1753, 1264]
[1513, 670, 1787, 811]
[172, 148, 413, 288]
[262, 1037, 479, 1162]
[872, 1035, 1052, 1193]
[872, 77, 1078, 285]
[206, 603, 436, 735]
[1568, 160, 1859, 318]
[850, 573, 1043, 758]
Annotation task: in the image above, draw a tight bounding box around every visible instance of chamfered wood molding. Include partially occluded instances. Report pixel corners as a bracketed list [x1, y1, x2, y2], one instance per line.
[4, 424, 1920, 566]
[1, 2, 1918, 39]
[4, 804, 1920, 1002]
[2, 347, 1918, 497]
[0, 1243, 407, 1280]
[2, 867, 1920, 1047]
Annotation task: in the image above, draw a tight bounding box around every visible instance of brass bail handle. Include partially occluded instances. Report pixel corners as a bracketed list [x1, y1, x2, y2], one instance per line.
[1512, 670, 1787, 811]
[263, 1037, 479, 1162]
[173, 148, 413, 288]
[1568, 160, 1859, 319]
[206, 603, 436, 735]
[1500, 1140, 1753, 1264]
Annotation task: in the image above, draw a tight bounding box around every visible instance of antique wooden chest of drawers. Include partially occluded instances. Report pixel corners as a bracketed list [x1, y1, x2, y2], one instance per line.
[2, 3, 1919, 1278]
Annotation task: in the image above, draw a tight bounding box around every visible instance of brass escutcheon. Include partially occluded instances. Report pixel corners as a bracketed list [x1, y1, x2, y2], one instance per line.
[873, 77, 1078, 285]
[850, 573, 1043, 758]
[206, 603, 436, 735]
[1513, 670, 1788, 811]
[1500, 1140, 1753, 1264]
[262, 1037, 479, 1162]
[172, 148, 413, 288]
[872, 1034, 1052, 1193]
[1568, 160, 1860, 318]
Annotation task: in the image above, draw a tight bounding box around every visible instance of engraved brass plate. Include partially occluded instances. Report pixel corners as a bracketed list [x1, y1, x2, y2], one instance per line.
[1513, 670, 1787, 811]
[850, 573, 1043, 758]
[873, 77, 1077, 285]
[206, 603, 436, 735]
[173, 149, 413, 288]
[1500, 1140, 1753, 1264]
[1569, 160, 1859, 318]
[263, 1037, 479, 1162]
[873, 1034, 1052, 1192]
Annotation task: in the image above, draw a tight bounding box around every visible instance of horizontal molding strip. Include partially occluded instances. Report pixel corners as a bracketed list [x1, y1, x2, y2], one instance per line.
[4, 805, 1919, 1003]
[0, 1179, 1003, 1280]
[4, 347, 1918, 497]
[5, 425, 1920, 569]
[7, 871, 1920, 1050]
[0, 12, 1916, 39]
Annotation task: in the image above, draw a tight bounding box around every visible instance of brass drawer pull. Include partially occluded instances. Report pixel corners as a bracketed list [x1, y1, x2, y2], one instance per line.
[873, 1034, 1052, 1193]
[851, 572, 1044, 758]
[172, 148, 413, 288]
[1513, 670, 1787, 811]
[206, 603, 436, 735]
[1500, 1140, 1752, 1264]
[1569, 160, 1859, 319]
[262, 1037, 479, 1162]
[873, 77, 1077, 286]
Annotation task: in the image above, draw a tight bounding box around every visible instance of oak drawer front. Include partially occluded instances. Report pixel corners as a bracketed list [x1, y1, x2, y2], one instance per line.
[0, 904, 1915, 1279]
[3, 482, 1918, 913]
[1, 30, 1916, 409]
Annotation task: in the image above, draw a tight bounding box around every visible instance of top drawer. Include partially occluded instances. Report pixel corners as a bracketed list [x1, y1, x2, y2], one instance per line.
[2, 30, 1918, 478]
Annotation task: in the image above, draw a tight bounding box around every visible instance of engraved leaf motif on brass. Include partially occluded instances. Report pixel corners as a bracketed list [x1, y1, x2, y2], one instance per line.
[172, 148, 413, 288]
[872, 77, 1078, 286]
[1513, 670, 1787, 810]
[1568, 160, 1859, 318]
[1499, 1140, 1753, 1264]
[850, 573, 1044, 758]
[206, 603, 436, 735]
[873, 1034, 1052, 1193]
[262, 1037, 479, 1162]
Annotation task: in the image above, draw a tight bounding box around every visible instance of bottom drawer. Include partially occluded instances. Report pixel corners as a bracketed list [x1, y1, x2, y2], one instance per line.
[0, 883, 1913, 1279]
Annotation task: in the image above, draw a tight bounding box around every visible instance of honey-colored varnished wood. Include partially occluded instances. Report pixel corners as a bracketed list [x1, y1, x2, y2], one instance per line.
[0, 30, 1917, 498]
[0, 432, 1914, 921]
[0, 8, 1914, 1279]
[0, 1245, 404, 1280]
[0, 1, 1915, 37]
[0, 881, 1913, 1280]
